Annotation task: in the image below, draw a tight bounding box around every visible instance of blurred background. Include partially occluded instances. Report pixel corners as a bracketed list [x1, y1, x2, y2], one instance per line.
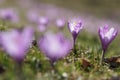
[0, 0, 120, 33]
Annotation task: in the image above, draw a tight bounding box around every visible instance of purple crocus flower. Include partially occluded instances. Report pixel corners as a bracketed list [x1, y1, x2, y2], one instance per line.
[68, 19, 82, 58]
[0, 8, 19, 23]
[38, 16, 49, 26]
[56, 19, 65, 28]
[26, 10, 39, 23]
[0, 27, 34, 63]
[99, 25, 118, 65]
[99, 25, 118, 51]
[68, 19, 82, 44]
[38, 25, 46, 32]
[38, 32, 72, 63]
[37, 17, 49, 32]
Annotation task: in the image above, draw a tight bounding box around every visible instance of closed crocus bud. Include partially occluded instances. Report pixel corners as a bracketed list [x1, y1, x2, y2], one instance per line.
[68, 19, 82, 43]
[56, 19, 65, 28]
[99, 25, 118, 52]
[0, 8, 19, 23]
[99, 25, 118, 65]
[0, 27, 34, 63]
[38, 32, 72, 63]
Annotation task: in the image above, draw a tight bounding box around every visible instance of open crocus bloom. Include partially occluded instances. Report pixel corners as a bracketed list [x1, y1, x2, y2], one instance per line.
[0, 27, 34, 62]
[68, 19, 82, 42]
[38, 32, 72, 63]
[99, 25, 118, 51]
[0, 8, 19, 23]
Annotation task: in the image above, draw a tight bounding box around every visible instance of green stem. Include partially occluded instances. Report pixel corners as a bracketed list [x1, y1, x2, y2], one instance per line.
[50, 61, 60, 78]
[14, 61, 25, 80]
[100, 50, 105, 66]
[50, 61, 58, 73]
[73, 39, 77, 62]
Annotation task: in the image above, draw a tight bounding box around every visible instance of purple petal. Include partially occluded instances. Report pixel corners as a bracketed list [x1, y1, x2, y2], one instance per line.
[0, 8, 19, 23]
[56, 19, 65, 28]
[38, 16, 49, 26]
[38, 32, 72, 63]
[68, 19, 83, 41]
[1, 27, 34, 62]
[26, 10, 39, 23]
[98, 25, 118, 51]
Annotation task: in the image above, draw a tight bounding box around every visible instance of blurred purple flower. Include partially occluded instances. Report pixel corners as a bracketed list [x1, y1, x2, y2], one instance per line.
[26, 10, 39, 23]
[0, 8, 19, 23]
[38, 32, 72, 63]
[0, 27, 34, 63]
[56, 19, 65, 28]
[68, 19, 82, 43]
[38, 25, 46, 32]
[99, 25, 118, 52]
[99, 25, 118, 65]
[38, 16, 49, 26]
[0, 33, 2, 47]
[37, 17, 49, 32]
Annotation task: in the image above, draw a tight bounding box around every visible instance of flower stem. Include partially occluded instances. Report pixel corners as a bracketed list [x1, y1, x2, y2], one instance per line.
[50, 61, 60, 78]
[73, 39, 77, 62]
[14, 61, 25, 80]
[100, 50, 105, 66]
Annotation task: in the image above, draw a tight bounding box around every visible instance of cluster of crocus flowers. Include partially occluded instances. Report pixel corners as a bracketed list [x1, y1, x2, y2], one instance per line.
[38, 32, 72, 64]
[26, 10, 49, 32]
[0, 27, 34, 63]
[0, 8, 19, 23]
[98, 25, 118, 65]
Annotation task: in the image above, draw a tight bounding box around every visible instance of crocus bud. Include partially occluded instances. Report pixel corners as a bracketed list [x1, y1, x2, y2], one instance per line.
[0, 27, 34, 63]
[99, 25, 118, 52]
[38, 32, 72, 63]
[68, 19, 82, 42]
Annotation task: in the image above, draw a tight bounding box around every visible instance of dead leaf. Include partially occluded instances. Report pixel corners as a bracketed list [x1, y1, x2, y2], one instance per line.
[110, 76, 120, 80]
[104, 56, 120, 68]
[81, 59, 93, 71]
